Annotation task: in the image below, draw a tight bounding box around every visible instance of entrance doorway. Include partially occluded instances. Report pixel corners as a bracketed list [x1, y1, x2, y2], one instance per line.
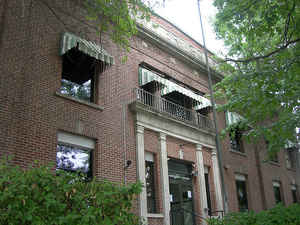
[169, 159, 195, 225]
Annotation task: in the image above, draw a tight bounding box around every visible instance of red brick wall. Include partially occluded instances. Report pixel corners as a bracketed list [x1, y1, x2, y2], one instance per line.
[0, 1, 298, 223]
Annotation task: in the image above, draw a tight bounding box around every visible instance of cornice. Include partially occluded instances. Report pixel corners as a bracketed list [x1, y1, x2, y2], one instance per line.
[136, 22, 224, 81]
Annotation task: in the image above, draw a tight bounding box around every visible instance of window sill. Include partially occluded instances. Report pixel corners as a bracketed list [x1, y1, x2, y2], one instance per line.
[229, 150, 247, 157]
[147, 213, 164, 218]
[269, 161, 280, 167]
[55, 92, 104, 111]
[286, 167, 296, 172]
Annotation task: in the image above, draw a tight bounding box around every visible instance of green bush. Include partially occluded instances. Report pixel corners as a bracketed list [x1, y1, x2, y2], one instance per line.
[0, 158, 142, 225]
[207, 203, 300, 225]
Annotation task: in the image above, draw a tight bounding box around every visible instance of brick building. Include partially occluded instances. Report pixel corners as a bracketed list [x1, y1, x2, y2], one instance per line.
[0, 1, 299, 225]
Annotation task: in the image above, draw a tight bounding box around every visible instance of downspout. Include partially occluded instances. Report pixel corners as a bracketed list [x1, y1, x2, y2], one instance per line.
[197, 0, 228, 213]
[123, 103, 127, 184]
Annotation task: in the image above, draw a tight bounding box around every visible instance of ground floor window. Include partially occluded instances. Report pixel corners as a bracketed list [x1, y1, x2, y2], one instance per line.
[235, 174, 248, 212]
[273, 181, 283, 204]
[145, 152, 157, 213]
[291, 185, 298, 203]
[56, 131, 94, 179]
[204, 167, 212, 215]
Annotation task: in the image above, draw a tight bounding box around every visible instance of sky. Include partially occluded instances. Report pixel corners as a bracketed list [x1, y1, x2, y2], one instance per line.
[155, 0, 226, 55]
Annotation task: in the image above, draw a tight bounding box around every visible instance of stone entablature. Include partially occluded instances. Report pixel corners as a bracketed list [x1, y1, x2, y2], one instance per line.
[130, 101, 216, 148]
[137, 17, 217, 69]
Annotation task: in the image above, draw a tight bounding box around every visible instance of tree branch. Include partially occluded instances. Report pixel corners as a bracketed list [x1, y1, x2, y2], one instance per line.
[223, 37, 300, 63]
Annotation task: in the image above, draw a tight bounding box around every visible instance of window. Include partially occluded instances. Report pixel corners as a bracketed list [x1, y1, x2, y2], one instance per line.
[291, 185, 298, 203]
[230, 127, 244, 153]
[285, 149, 294, 169]
[145, 152, 157, 213]
[59, 33, 114, 104]
[270, 153, 279, 163]
[273, 181, 283, 204]
[56, 131, 94, 178]
[204, 167, 212, 216]
[266, 140, 279, 163]
[60, 48, 96, 102]
[235, 174, 248, 212]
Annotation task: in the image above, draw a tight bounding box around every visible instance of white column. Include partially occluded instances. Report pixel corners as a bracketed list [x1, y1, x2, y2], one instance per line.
[196, 144, 208, 221]
[159, 132, 170, 225]
[136, 125, 148, 224]
[211, 148, 224, 214]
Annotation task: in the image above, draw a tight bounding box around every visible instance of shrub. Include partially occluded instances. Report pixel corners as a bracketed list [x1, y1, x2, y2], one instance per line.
[0, 158, 142, 225]
[207, 203, 300, 225]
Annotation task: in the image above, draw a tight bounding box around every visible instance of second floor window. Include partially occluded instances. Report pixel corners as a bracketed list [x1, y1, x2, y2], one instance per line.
[291, 185, 298, 203]
[60, 49, 96, 103]
[285, 149, 294, 169]
[59, 32, 114, 104]
[230, 127, 244, 153]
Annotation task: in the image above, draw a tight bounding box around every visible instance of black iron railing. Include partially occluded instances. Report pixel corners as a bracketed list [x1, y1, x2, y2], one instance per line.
[133, 88, 214, 131]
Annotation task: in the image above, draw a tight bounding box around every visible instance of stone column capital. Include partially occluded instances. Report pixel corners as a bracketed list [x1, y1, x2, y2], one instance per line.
[159, 132, 167, 141]
[136, 125, 144, 134]
[211, 148, 217, 156]
[196, 143, 203, 151]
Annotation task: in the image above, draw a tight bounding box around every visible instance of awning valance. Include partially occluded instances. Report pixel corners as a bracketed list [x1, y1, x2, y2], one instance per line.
[194, 96, 212, 110]
[138, 67, 166, 86]
[285, 140, 297, 149]
[226, 111, 244, 126]
[60, 32, 114, 65]
[161, 79, 211, 109]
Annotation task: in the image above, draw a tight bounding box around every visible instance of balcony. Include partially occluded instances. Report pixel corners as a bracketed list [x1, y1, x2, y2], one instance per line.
[131, 88, 215, 132]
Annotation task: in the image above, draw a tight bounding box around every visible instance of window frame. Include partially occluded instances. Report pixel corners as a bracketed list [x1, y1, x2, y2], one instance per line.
[291, 185, 298, 203]
[273, 181, 283, 205]
[56, 132, 95, 179]
[145, 153, 157, 214]
[204, 167, 212, 216]
[235, 174, 249, 212]
[56, 142, 93, 179]
[229, 127, 244, 153]
[285, 149, 294, 169]
[60, 49, 99, 104]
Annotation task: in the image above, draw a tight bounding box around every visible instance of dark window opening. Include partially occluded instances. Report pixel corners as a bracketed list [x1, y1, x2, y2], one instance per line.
[286, 149, 294, 169]
[230, 127, 244, 153]
[205, 172, 212, 216]
[56, 143, 92, 179]
[197, 107, 210, 117]
[236, 179, 248, 212]
[273, 184, 282, 204]
[265, 139, 279, 163]
[292, 188, 298, 203]
[270, 153, 279, 163]
[61, 47, 98, 103]
[145, 160, 157, 213]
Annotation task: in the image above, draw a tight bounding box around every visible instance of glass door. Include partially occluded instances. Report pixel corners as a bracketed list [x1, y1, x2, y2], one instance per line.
[169, 159, 195, 225]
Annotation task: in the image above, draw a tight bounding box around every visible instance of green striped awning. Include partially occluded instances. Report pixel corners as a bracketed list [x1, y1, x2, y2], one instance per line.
[225, 111, 244, 126]
[161, 79, 212, 108]
[60, 32, 114, 65]
[138, 67, 166, 86]
[193, 96, 212, 110]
